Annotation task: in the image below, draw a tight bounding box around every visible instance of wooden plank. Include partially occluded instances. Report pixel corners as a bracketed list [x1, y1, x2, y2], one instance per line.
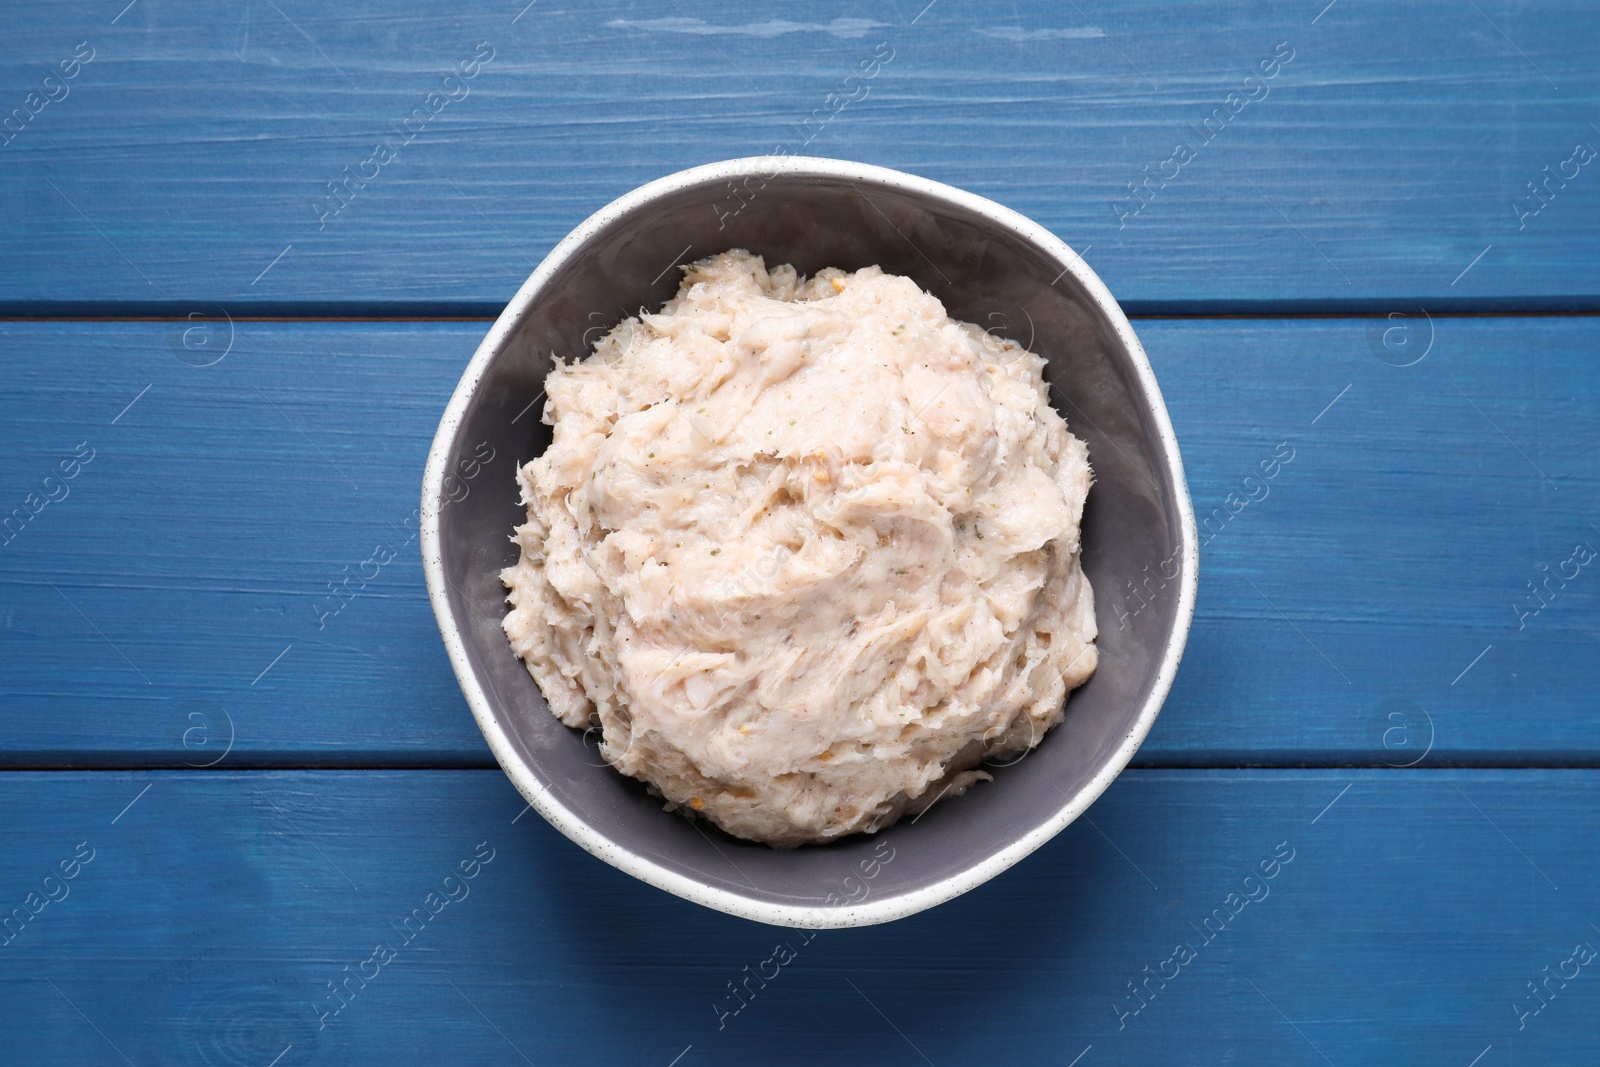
[1149, 313, 1600, 765]
[0, 768, 1594, 1064]
[0, 321, 482, 765]
[1, 317, 1594, 764]
[0, 1, 1597, 312]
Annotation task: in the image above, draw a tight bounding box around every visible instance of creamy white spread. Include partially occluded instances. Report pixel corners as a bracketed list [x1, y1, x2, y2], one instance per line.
[502, 250, 1097, 847]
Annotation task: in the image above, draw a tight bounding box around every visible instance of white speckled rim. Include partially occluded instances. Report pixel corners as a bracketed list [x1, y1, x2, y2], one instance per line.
[422, 156, 1198, 929]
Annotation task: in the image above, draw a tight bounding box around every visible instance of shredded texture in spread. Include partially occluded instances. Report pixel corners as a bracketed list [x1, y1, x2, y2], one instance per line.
[502, 250, 1097, 847]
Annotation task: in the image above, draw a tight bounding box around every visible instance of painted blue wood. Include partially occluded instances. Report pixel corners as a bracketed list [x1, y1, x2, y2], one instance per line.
[0, 321, 480, 765]
[1, 317, 1594, 765]
[1147, 313, 1600, 766]
[0, 1, 1597, 312]
[0, 769, 1593, 1065]
[1, 4, 1591, 1062]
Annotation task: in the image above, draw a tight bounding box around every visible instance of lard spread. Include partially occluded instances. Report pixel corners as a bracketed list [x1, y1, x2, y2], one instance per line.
[502, 251, 1097, 846]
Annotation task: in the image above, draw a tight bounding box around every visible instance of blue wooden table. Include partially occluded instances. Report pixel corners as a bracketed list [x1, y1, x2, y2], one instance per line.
[4, 3, 1597, 1064]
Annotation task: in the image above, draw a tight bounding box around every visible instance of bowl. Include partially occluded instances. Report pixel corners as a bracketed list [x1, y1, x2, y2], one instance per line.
[422, 156, 1197, 928]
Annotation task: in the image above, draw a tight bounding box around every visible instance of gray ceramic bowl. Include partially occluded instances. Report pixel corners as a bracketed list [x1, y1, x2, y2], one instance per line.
[422, 156, 1196, 928]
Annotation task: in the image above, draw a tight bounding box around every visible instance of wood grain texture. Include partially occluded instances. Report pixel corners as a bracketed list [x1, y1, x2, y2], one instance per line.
[1, 317, 1594, 765]
[0, 1, 1597, 312]
[0, 768, 1593, 1066]
[2, 3, 1594, 1061]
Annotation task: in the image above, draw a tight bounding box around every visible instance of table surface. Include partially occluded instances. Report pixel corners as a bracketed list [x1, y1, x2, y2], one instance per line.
[3, 3, 1597, 1065]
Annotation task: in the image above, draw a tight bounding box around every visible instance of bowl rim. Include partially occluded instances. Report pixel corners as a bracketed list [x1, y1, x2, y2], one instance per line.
[421, 155, 1198, 928]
